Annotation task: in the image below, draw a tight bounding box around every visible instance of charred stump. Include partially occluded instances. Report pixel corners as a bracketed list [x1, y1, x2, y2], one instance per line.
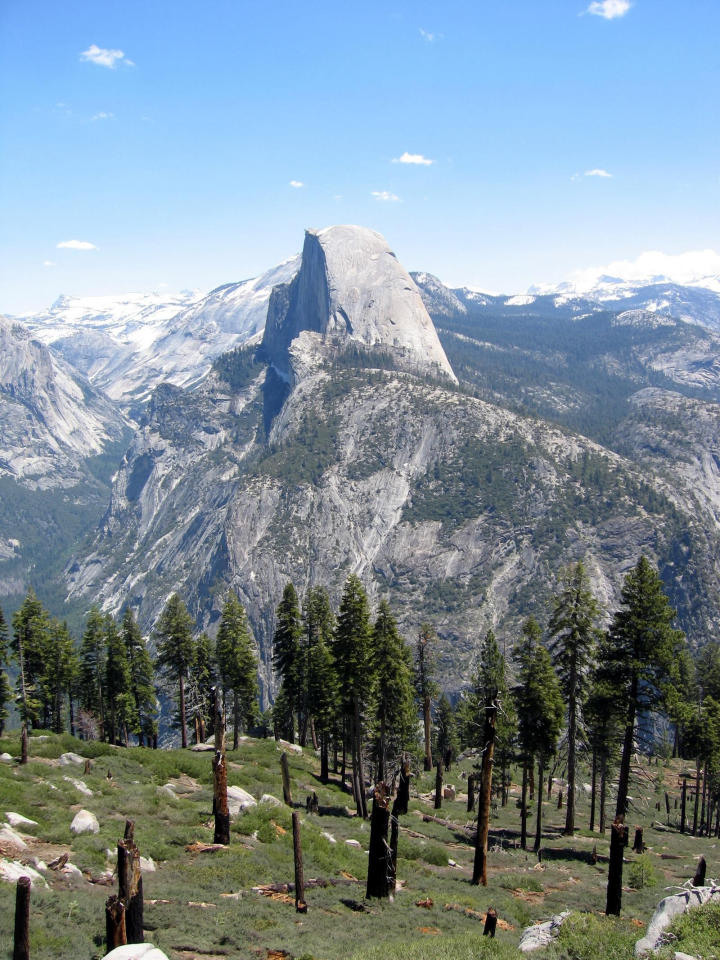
[105, 896, 127, 951]
[483, 907, 497, 938]
[472, 704, 497, 886]
[395, 761, 411, 816]
[434, 761, 444, 810]
[366, 783, 391, 899]
[291, 811, 306, 913]
[117, 832, 144, 944]
[13, 875, 30, 960]
[632, 827, 643, 853]
[605, 815, 625, 916]
[280, 752, 292, 807]
[213, 688, 230, 845]
[692, 856, 707, 887]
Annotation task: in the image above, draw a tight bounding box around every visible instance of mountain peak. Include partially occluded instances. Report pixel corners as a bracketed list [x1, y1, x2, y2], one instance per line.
[262, 225, 456, 383]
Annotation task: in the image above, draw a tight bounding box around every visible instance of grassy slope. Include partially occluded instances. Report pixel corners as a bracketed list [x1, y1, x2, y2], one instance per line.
[0, 731, 715, 960]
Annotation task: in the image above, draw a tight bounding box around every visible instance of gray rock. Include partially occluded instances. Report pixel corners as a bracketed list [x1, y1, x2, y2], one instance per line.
[70, 809, 99, 835]
[0, 859, 48, 888]
[635, 885, 720, 955]
[0, 825, 28, 850]
[519, 912, 570, 953]
[58, 752, 85, 765]
[103, 945, 170, 960]
[227, 785, 256, 815]
[63, 776, 93, 796]
[5, 812, 38, 829]
[260, 794, 281, 807]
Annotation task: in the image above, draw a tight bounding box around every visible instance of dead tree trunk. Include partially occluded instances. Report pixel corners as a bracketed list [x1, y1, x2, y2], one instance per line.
[467, 774, 476, 813]
[13, 875, 30, 960]
[692, 856, 706, 887]
[483, 907, 498, 938]
[291, 811, 306, 913]
[366, 783, 391, 899]
[520, 763, 528, 850]
[681, 776, 688, 833]
[632, 827, 643, 853]
[395, 760, 411, 815]
[105, 896, 127, 951]
[599, 756, 607, 833]
[605, 815, 625, 916]
[471, 704, 496, 886]
[117, 829, 144, 944]
[423, 695, 432, 772]
[434, 760, 444, 810]
[213, 689, 230, 845]
[280, 752, 292, 807]
[665, 791, 671, 825]
[693, 758, 701, 835]
[534, 759, 545, 854]
[20, 723, 28, 766]
[589, 749, 597, 832]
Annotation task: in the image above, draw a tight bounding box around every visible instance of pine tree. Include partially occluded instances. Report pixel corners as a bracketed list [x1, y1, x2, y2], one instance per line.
[303, 587, 338, 780]
[585, 671, 622, 833]
[12, 588, 51, 730]
[0, 605, 12, 736]
[600, 555, 684, 916]
[371, 599, 416, 781]
[79, 606, 108, 739]
[547, 560, 601, 835]
[121, 608, 157, 746]
[513, 617, 563, 850]
[414, 623, 439, 772]
[154, 594, 196, 749]
[105, 616, 136, 745]
[470, 629, 516, 803]
[216, 593, 258, 749]
[334, 574, 374, 814]
[436, 694, 459, 770]
[272, 583, 303, 742]
[46, 619, 77, 735]
[190, 632, 216, 744]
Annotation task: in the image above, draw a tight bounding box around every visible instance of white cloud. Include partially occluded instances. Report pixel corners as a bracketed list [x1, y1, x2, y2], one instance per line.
[80, 44, 134, 68]
[585, 168, 613, 177]
[56, 240, 97, 251]
[91, 111, 114, 121]
[289, 180, 304, 188]
[371, 191, 401, 202]
[419, 28, 442, 42]
[42, 260, 56, 268]
[392, 152, 433, 166]
[586, 1, 631, 19]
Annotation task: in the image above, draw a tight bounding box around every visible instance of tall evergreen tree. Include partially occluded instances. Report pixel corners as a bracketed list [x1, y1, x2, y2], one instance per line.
[334, 574, 374, 814]
[470, 630, 516, 803]
[154, 594, 196, 748]
[513, 617, 563, 851]
[121, 608, 157, 746]
[371, 599, 416, 780]
[303, 586, 338, 780]
[190, 632, 216, 744]
[79, 606, 108, 739]
[272, 583, 303, 741]
[600, 556, 683, 916]
[547, 560, 601, 835]
[216, 593, 258, 749]
[105, 616, 137, 745]
[12, 588, 51, 730]
[0, 606, 11, 736]
[46, 619, 77, 735]
[414, 623, 439, 772]
[436, 694, 459, 769]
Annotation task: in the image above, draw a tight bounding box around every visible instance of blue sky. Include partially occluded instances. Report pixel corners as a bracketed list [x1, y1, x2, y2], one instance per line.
[1, 0, 718, 312]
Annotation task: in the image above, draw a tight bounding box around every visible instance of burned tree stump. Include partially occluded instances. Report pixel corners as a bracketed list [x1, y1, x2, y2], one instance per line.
[692, 856, 707, 887]
[395, 761, 411, 816]
[467, 774, 476, 813]
[557, 790, 563, 810]
[117, 835, 143, 944]
[434, 761, 444, 810]
[632, 828, 643, 853]
[105, 895, 127, 951]
[13, 875, 30, 960]
[681, 776, 688, 833]
[483, 907, 498, 938]
[366, 783, 391, 899]
[212, 687, 230, 845]
[305, 792, 319, 814]
[281, 752, 292, 807]
[292, 811, 306, 913]
[605, 816, 625, 916]
[20, 723, 28, 766]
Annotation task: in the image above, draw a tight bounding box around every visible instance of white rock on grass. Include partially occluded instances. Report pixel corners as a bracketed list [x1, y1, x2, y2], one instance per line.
[321, 831, 336, 844]
[157, 785, 176, 798]
[5, 812, 38, 829]
[635, 885, 720, 955]
[61, 862, 84, 879]
[70, 810, 99, 835]
[0, 859, 48, 888]
[519, 912, 570, 952]
[104, 945, 170, 960]
[58, 752, 84, 765]
[227, 786, 257, 815]
[276, 739, 303, 755]
[140, 856, 156, 873]
[260, 794, 281, 807]
[0, 825, 28, 850]
[190, 743, 214, 752]
[0, 753, 13, 762]
[345, 839, 362, 848]
[63, 776, 93, 796]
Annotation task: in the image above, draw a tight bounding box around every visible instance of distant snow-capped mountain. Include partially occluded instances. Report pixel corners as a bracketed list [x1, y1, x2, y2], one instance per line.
[19, 257, 300, 408]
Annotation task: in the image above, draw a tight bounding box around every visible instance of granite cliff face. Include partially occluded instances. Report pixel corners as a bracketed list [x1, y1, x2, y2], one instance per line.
[263, 227, 456, 384]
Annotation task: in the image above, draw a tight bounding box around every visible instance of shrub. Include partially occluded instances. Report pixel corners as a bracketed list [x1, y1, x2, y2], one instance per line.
[628, 853, 658, 889]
